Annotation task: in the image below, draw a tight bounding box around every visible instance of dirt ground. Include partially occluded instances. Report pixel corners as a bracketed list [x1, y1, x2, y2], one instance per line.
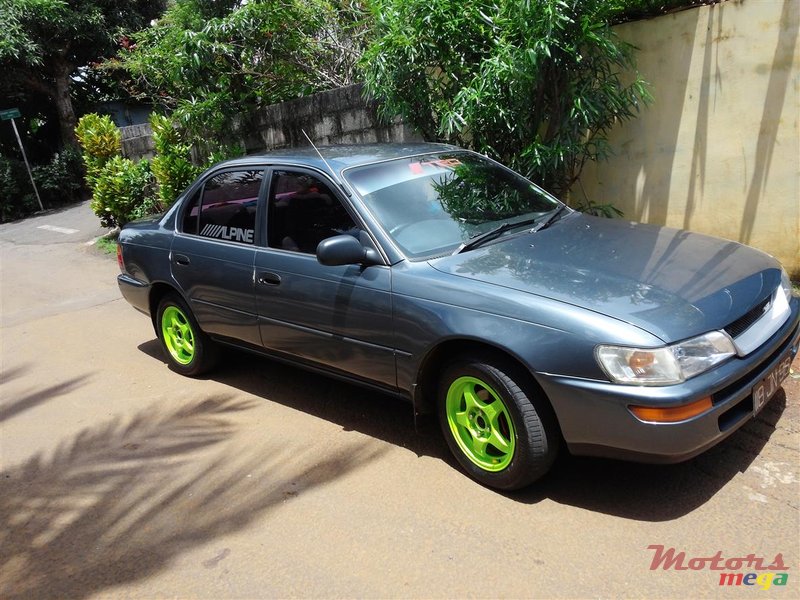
[1, 201, 798, 598]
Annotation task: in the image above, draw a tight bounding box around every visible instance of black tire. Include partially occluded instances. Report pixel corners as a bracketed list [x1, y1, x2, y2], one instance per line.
[438, 355, 559, 490]
[156, 293, 218, 376]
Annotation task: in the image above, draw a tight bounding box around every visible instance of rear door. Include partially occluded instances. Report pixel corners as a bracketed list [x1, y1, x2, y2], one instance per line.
[171, 168, 264, 346]
[254, 168, 396, 388]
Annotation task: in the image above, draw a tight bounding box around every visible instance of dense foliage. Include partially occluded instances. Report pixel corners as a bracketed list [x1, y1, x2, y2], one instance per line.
[362, 0, 651, 201]
[31, 147, 85, 207]
[0, 0, 165, 148]
[149, 114, 201, 207]
[76, 113, 126, 226]
[0, 147, 84, 222]
[112, 0, 369, 141]
[75, 112, 244, 226]
[90, 155, 156, 227]
[0, 0, 164, 221]
[75, 113, 122, 191]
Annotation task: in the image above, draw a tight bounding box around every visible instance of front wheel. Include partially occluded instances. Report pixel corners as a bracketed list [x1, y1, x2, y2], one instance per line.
[156, 293, 218, 376]
[438, 356, 559, 490]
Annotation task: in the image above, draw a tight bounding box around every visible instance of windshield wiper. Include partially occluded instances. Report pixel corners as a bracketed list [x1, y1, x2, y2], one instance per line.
[454, 217, 541, 254]
[528, 204, 568, 234]
[454, 204, 570, 255]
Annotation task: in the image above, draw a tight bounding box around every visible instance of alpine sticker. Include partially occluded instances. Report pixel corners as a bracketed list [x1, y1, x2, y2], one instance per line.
[200, 224, 254, 244]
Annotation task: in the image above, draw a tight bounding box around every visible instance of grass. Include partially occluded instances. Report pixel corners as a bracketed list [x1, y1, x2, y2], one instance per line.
[95, 235, 118, 255]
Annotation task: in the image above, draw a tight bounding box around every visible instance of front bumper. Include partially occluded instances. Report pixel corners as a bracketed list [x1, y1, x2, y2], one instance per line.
[539, 297, 800, 463]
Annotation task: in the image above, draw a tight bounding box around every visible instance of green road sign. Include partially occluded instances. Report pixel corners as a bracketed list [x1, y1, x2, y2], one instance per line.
[1, 108, 21, 120]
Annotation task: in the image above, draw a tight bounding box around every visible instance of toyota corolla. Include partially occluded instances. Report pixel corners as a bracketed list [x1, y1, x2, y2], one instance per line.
[117, 143, 800, 490]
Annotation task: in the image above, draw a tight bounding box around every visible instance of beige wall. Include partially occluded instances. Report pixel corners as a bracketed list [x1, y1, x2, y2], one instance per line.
[576, 0, 800, 277]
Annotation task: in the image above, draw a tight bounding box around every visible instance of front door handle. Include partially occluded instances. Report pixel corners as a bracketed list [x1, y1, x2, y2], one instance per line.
[257, 272, 281, 285]
[174, 254, 190, 266]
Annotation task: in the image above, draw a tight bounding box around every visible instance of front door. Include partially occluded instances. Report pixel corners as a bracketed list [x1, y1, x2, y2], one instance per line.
[253, 168, 396, 389]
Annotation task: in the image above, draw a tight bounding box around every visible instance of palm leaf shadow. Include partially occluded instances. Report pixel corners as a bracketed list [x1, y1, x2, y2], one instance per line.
[0, 395, 385, 599]
[0, 369, 87, 423]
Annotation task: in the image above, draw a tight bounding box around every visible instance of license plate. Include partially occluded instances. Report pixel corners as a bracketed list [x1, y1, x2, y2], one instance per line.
[752, 353, 793, 415]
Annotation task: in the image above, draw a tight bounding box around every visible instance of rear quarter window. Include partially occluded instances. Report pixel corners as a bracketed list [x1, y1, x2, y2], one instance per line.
[182, 170, 263, 245]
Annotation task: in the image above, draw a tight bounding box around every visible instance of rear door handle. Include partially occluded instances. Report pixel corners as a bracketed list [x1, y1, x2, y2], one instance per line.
[173, 254, 190, 266]
[258, 272, 281, 285]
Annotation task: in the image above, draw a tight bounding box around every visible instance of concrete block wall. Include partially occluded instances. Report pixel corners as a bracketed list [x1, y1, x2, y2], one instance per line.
[119, 123, 155, 160]
[234, 83, 421, 153]
[119, 84, 422, 164]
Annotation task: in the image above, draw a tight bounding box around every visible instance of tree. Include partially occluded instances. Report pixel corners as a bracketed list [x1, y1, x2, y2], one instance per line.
[0, 0, 166, 148]
[111, 0, 370, 141]
[361, 0, 651, 199]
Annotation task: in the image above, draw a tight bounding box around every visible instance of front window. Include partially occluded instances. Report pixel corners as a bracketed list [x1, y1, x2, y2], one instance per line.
[267, 170, 359, 254]
[344, 152, 561, 258]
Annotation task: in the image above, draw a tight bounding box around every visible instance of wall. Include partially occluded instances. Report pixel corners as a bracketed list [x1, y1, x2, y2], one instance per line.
[120, 123, 155, 160]
[232, 83, 421, 153]
[576, 0, 800, 277]
[119, 82, 421, 164]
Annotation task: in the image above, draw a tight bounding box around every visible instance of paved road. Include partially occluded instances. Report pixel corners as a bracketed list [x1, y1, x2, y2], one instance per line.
[1, 201, 798, 599]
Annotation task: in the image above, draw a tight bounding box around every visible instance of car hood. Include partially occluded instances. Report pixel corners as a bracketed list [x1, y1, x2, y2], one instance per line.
[428, 213, 781, 342]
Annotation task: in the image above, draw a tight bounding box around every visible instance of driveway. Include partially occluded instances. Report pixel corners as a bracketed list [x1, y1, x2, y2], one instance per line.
[1, 201, 798, 598]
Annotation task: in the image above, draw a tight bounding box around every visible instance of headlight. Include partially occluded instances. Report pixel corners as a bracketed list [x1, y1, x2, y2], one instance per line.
[780, 268, 793, 304]
[596, 331, 736, 385]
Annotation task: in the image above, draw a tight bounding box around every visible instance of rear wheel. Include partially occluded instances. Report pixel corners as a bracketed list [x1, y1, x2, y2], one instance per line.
[156, 293, 218, 376]
[438, 356, 558, 490]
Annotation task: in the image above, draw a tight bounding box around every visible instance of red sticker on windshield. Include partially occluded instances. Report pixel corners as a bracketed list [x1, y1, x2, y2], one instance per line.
[408, 158, 462, 174]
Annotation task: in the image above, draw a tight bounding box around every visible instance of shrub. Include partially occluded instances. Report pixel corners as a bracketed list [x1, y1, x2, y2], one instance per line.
[75, 114, 122, 190]
[150, 113, 200, 207]
[91, 156, 156, 227]
[0, 155, 36, 222]
[0, 147, 86, 222]
[32, 146, 85, 205]
[206, 143, 245, 167]
[362, 0, 650, 201]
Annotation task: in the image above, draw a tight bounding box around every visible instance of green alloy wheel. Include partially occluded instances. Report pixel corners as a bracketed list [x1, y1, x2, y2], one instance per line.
[438, 356, 559, 490]
[445, 376, 516, 471]
[161, 305, 195, 365]
[156, 293, 218, 376]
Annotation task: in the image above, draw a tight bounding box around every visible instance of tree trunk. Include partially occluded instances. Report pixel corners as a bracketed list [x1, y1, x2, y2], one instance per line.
[52, 58, 78, 148]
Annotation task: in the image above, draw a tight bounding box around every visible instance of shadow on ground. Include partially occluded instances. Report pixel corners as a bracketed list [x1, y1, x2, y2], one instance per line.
[0, 367, 89, 423]
[0, 393, 386, 599]
[138, 340, 788, 522]
[511, 390, 787, 519]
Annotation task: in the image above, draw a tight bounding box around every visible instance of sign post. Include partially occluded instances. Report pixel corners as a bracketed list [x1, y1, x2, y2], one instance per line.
[1, 108, 44, 212]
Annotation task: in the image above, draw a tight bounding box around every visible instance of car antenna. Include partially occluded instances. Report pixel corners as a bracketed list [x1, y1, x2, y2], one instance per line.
[301, 129, 351, 197]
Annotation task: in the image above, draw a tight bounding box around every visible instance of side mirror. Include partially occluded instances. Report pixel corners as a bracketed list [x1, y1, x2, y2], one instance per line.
[316, 235, 380, 267]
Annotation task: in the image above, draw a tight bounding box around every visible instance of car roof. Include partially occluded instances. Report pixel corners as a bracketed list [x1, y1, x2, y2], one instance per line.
[214, 142, 461, 175]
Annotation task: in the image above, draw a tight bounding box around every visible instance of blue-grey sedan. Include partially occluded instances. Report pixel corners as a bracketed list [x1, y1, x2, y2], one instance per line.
[117, 143, 800, 490]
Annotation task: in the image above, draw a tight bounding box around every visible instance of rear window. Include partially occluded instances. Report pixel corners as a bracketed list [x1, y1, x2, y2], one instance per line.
[181, 170, 263, 245]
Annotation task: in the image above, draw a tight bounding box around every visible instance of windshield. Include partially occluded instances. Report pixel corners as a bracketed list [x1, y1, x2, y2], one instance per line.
[344, 151, 561, 258]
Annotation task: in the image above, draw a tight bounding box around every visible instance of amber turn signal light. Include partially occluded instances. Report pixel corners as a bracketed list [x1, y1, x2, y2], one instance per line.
[629, 396, 713, 423]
